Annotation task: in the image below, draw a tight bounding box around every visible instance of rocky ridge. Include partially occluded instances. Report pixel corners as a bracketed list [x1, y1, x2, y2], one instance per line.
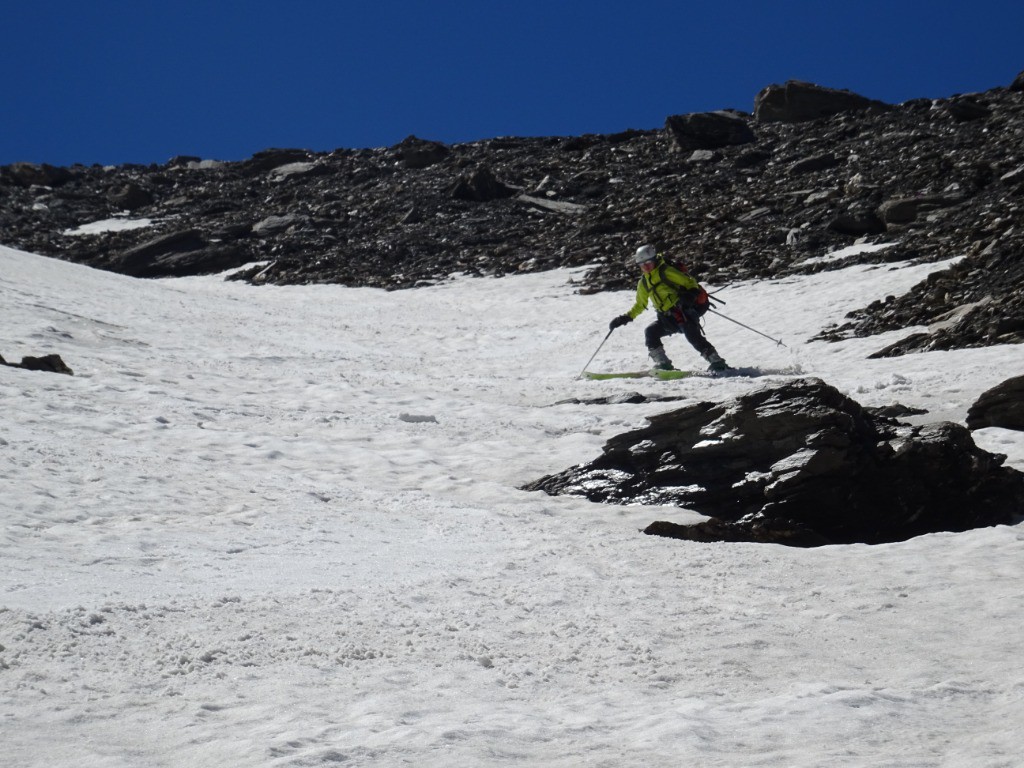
[2, 75, 1023, 359]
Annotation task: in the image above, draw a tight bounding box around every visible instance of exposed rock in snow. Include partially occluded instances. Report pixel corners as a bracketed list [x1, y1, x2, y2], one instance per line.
[524, 378, 1024, 546]
[967, 375, 1024, 431]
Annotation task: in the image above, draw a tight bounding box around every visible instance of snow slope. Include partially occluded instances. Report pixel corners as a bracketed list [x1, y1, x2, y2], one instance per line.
[2, 244, 1023, 767]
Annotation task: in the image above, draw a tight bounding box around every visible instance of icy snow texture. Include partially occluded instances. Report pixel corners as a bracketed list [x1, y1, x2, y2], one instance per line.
[2, 244, 1023, 767]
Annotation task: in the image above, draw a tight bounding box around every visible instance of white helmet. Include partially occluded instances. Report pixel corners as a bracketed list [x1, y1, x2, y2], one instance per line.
[633, 244, 657, 264]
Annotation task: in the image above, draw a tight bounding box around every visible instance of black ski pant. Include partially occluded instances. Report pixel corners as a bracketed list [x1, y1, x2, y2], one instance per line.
[644, 311, 716, 358]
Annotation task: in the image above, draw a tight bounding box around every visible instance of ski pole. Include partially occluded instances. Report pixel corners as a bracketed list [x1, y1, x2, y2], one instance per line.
[575, 328, 614, 379]
[708, 308, 787, 347]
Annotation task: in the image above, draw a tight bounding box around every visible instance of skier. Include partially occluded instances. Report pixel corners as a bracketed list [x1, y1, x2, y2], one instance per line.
[609, 244, 730, 372]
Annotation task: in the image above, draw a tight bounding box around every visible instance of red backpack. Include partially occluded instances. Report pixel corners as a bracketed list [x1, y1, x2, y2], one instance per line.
[653, 258, 713, 318]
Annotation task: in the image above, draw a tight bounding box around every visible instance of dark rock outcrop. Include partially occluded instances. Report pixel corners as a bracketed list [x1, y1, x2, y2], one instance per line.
[396, 135, 451, 169]
[788, 152, 841, 175]
[523, 379, 1024, 546]
[877, 194, 964, 227]
[450, 164, 517, 202]
[664, 111, 756, 151]
[111, 229, 248, 278]
[827, 210, 886, 236]
[108, 183, 154, 211]
[754, 80, 890, 123]
[946, 96, 992, 122]
[967, 375, 1024, 431]
[242, 148, 312, 174]
[1, 353, 73, 375]
[1, 162, 75, 188]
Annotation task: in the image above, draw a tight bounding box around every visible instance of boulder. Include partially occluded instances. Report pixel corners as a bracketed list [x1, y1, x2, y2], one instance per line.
[967, 375, 1024, 431]
[523, 379, 1024, 546]
[145, 245, 249, 277]
[664, 111, 756, 152]
[167, 155, 202, 167]
[450, 165, 516, 202]
[827, 211, 886, 236]
[788, 153, 842, 175]
[877, 194, 964, 226]
[112, 229, 207, 276]
[242, 148, 312, 174]
[108, 183, 154, 210]
[686, 149, 719, 164]
[946, 96, 991, 122]
[2, 162, 74, 188]
[269, 162, 328, 181]
[755, 80, 889, 123]
[1, 353, 73, 375]
[395, 135, 451, 169]
[252, 214, 308, 237]
[734, 148, 772, 168]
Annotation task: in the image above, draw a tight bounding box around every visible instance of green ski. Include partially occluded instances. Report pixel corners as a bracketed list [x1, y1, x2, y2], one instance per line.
[583, 370, 694, 381]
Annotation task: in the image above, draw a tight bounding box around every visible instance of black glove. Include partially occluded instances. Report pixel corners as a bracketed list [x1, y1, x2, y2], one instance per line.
[609, 314, 632, 331]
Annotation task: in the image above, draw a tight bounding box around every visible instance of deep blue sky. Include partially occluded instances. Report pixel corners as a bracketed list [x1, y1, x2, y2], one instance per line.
[4, 1, 1022, 167]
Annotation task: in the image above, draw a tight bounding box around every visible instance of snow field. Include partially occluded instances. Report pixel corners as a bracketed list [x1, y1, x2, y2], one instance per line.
[2, 245, 1023, 767]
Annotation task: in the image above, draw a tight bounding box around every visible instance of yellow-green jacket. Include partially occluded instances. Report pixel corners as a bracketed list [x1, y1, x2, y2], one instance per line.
[625, 259, 701, 319]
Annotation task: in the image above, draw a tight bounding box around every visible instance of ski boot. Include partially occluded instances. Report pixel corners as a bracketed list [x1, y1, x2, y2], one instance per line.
[648, 345, 676, 371]
[704, 351, 731, 373]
